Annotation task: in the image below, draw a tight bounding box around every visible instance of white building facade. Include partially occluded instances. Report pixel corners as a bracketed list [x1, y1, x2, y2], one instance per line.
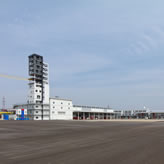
[50, 98, 73, 120]
[72, 105, 121, 120]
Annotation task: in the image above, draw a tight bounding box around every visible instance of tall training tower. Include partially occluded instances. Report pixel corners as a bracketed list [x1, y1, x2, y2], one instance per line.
[28, 54, 50, 120]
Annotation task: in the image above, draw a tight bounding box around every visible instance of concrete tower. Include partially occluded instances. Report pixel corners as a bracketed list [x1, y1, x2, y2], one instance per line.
[28, 54, 50, 120]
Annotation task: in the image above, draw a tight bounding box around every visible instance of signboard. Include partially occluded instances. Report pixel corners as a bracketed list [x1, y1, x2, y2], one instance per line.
[16, 109, 27, 115]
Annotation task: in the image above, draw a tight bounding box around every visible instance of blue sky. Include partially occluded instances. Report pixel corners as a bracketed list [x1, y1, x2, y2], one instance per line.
[0, 0, 164, 110]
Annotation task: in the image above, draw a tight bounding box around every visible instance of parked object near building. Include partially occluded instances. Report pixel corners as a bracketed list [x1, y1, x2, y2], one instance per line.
[0, 111, 16, 120]
[3, 114, 9, 120]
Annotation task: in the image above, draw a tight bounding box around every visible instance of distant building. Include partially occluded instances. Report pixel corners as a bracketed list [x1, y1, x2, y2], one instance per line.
[73, 105, 121, 120]
[13, 54, 164, 121]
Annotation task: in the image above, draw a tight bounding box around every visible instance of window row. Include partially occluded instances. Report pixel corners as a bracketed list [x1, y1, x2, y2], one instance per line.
[52, 102, 71, 105]
[36, 90, 42, 93]
[52, 106, 70, 110]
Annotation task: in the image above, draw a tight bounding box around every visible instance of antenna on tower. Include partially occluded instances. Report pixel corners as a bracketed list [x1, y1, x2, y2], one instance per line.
[2, 96, 5, 110]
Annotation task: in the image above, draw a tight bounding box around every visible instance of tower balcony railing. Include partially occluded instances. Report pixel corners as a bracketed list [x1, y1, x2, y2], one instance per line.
[43, 72, 48, 75]
[43, 68, 48, 71]
[29, 66, 34, 69]
[43, 63, 48, 67]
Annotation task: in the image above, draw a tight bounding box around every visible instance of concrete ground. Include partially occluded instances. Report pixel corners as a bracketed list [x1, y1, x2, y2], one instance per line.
[0, 120, 164, 164]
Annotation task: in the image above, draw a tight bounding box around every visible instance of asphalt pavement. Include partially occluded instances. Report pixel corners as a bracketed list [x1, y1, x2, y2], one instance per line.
[0, 120, 164, 164]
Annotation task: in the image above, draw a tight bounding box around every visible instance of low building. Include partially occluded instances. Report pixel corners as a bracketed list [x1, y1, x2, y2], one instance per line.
[150, 112, 164, 119]
[14, 98, 122, 120]
[13, 104, 50, 120]
[50, 98, 73, 120]
[73, 105, 121, 120]
[121, 109, 150, 119]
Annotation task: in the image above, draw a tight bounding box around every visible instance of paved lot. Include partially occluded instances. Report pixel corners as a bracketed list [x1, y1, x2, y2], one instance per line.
[0, 120, 164, 164]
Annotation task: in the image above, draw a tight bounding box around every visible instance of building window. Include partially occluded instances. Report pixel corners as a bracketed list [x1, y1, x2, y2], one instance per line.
[37, 95, 40, 99]
[53, 102, 55, 104]
[36, 117, 38, 119]
[52, 111, 55, 114]
[68, 107, 70, 109]
[68, 103, 70, 105]
[36, 90, 38, 92]
[53, 106, 55, 109]
[61, 107, 63, 109]
[61, 102, 63, 104]
[36, 101, 41, 104]
[36, 111, 38, 113]
[58, 111, 65, 115]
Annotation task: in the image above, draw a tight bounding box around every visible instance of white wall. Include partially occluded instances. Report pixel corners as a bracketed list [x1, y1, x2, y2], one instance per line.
[50, 98, 73, 120]
[43, 83, 49, 104]
[28, 82, 43, 104]
[28, 62, 49, 105]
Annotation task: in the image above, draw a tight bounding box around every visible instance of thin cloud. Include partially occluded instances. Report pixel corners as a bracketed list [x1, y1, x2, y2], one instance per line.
[137, 41, 150, 52]
[152, 26, 164, 38]
[143, 34, 157, 49]
[126, 26, 164, 56]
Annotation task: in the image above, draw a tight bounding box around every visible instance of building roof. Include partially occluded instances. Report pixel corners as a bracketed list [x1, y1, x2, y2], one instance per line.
[50, 97, 72, 102]
[73, 105, 112, 110]
[29, 53, 42, 58]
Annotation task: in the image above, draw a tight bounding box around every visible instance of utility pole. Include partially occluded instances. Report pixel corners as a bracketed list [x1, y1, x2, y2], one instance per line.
[2, 96, 5, 110]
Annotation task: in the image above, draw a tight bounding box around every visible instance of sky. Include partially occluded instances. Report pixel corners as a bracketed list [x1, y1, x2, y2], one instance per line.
[0, 0, 164, 110]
